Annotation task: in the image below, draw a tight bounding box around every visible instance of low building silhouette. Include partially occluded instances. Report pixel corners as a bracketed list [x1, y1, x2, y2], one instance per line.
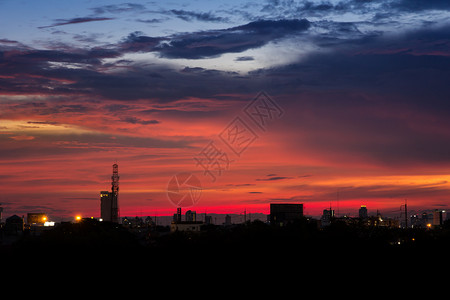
[170, 207, 203, 232]
[170, 221, 203, 232]
[4, 215, 24, 235]
[270, 203, 303, 226]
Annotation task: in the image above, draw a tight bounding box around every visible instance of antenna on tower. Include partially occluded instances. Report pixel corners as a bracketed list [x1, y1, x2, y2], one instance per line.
[400, 199, 408, 228]
[404, 199, 408, 228]
[330, 201, 333, 224]
[111, 163, 120, 223]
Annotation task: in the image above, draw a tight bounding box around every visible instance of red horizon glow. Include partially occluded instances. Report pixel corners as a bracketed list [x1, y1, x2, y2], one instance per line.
[1, 101, 449, 220]
[1, 91, 450, 220]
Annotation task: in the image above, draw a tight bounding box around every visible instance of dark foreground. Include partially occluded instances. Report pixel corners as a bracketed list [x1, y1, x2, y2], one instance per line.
[3, 218, 450, 270]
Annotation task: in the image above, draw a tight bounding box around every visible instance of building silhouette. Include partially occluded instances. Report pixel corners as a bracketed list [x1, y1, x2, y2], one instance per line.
[185, 210, 197, 222]
[359, 205, 368, 219]
[4, 215, 24, 235]
[100, 163, 120, 223]
[27, 213, 47, 225]
[321, 209, 334, 227]
[170, 207, 203, 232]
[224, 214, 232, 226]
[100, 191, 111, 221]
[173, 207, 182, 222]
[270, 203, 303, 226]
[433, 209, 447, 227]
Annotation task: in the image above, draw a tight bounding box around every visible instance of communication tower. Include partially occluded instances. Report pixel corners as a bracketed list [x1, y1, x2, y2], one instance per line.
[111, 163, 120, 223]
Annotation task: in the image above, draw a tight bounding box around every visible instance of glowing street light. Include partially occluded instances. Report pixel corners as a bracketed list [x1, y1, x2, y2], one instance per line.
[75, 215, 82, 222]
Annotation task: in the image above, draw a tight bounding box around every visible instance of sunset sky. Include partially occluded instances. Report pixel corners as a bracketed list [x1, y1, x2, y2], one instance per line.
[1, 0, 450, 220]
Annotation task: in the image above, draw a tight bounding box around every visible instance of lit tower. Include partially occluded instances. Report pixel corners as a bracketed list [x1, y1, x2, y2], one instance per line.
[111, 163, 120, 223]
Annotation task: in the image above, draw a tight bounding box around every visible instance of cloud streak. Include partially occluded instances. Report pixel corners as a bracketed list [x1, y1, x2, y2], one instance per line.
[168, 9, 228, 22]
[38, 17, 115, 29]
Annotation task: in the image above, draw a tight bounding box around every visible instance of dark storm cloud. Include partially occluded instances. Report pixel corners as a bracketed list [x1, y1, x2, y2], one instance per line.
[2, 20, 450, 109]
[0, 20, 448, 92]
[119, 31, 163, 52]
[261, 0, 372, 18]
[2, 17, 307, 90]
[252, 23, 450, 166]
[116, 18, 310, 59]
[128, 19, 311, 59]
[263, 0, 450, 14]
[0, 47, 119, 76]
[390, 0, 450, 11]
[1, 16, 450, 110]
[256, 0, 450, 29]
[64, 66, 248, 101]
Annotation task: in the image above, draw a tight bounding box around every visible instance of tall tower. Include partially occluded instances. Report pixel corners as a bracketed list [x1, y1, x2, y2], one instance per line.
[111, 163, 120, 223]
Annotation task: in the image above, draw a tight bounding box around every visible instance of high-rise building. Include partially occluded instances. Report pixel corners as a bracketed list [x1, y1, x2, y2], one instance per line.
[100, 191, 111, 221]
[321, 209, 335, 227]
[224, 214, 232, 226]
[100, 163, 120, 223]
[270, 203, 303, 226]
[185, 210, 196, 222]
[173, 207, 182, 222]
[433, 209, 447, 226]
[359, 205, 368, 219]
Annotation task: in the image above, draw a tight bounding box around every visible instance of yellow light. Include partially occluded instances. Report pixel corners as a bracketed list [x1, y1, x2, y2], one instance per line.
[42, 216, 47, 222]
[75, 215, 82, 221]
[427, 223, 432, 228]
